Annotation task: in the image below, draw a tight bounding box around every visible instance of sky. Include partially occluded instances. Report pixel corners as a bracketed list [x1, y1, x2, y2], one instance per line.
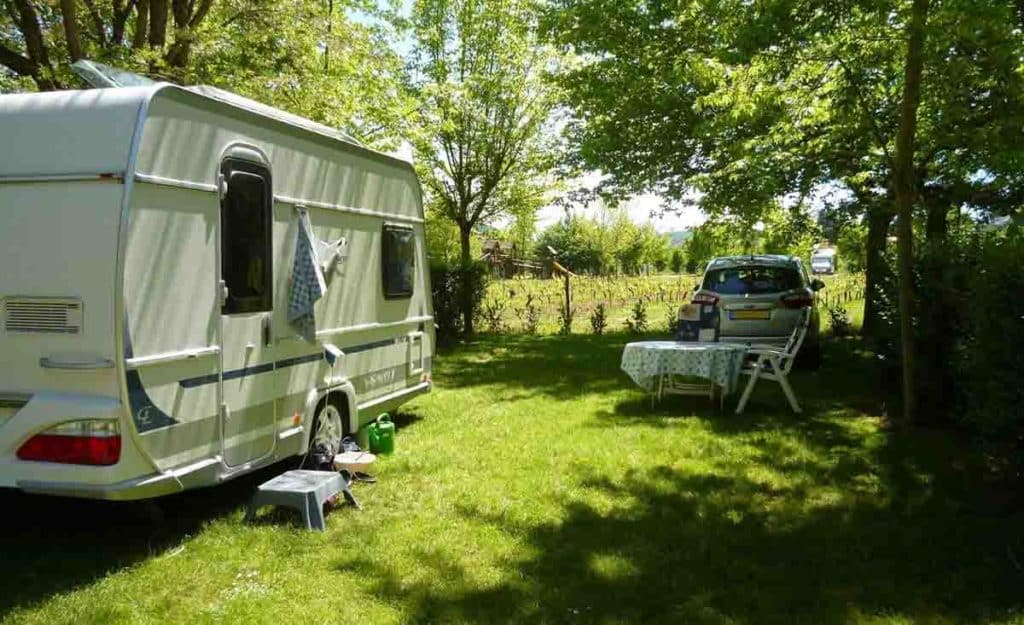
[534, 171, 709, 233]
[536, 193, 708, 232]
[361, 2, 710, 235]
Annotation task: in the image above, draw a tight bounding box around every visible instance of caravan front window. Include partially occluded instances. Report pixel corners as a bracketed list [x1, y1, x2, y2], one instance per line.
[382, 225, 415, 299]
[221, 160, 273, 314]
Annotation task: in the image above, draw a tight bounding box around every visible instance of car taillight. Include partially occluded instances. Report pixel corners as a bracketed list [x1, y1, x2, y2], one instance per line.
[692, 292, 719, 305]
[780, 292, 814, 309]
[17, 419, 121, 466]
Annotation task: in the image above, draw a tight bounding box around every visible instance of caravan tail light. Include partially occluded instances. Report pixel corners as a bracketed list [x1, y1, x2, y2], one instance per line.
[692, 292, 719, 305]
[780, 292, 814, 309]
[17, 419, 121, 466]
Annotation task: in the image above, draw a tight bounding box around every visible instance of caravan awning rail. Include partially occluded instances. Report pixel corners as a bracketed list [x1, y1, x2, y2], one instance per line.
[315, 315, 434, 340]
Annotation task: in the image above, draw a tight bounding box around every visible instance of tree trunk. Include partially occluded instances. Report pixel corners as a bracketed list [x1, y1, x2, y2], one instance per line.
[925, 200, 947, 238]
[59, 0, 83, 62]
[111, 0, 131, 45]
[133, 0, 150, 50]
[862, 204, 894, 338]
[892, 0, 931, 426]
[162, 0, 191, 72]
[459, 224, 475, 336]
[11, 0, 58, 90]
[917, 199, 951, 423]
[149, 0, 168, 49]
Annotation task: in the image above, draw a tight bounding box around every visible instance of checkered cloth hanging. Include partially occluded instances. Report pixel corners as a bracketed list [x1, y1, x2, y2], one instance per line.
[288, 209, 327, 341]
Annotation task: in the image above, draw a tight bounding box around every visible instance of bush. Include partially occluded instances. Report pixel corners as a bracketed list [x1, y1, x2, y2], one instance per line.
[517, 294, 541, 335]
[670, 249, 685, 274]
[479, 299, 507, 333]
[430, 262, 488, 345]
[825, 304, 852, 337]
[956, 231, 1024, 448]
[871, 224, 1024, 464]
[666, 304, 680, 335]
[590, 303, 608, 335]
[625, 298, 648, 334]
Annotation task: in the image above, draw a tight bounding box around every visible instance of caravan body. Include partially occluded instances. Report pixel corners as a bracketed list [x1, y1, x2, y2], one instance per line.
[0, 85, 433, 499]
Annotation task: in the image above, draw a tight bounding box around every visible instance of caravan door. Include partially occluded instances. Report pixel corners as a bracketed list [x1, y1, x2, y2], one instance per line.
[217, 154, 277, 467]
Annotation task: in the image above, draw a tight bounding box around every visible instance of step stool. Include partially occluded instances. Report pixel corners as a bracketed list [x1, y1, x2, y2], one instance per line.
[245, 469, 359, 531]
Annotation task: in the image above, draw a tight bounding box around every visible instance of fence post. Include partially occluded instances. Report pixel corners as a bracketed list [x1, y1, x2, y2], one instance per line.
[564, 272, 572, 314]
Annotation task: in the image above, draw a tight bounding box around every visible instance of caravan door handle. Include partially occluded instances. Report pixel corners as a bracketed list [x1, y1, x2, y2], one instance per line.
[261, 314, 272, 346]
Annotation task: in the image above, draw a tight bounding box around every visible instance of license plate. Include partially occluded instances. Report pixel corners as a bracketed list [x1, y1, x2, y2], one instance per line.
[730, 309, 770, 320]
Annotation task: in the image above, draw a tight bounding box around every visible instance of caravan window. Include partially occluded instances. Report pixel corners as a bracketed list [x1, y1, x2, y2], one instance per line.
[221, 160, 273, 314]
[382, 225, 415, 299]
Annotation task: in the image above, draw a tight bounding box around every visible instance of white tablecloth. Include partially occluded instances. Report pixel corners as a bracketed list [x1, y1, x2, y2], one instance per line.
[620, 342, 747, 395]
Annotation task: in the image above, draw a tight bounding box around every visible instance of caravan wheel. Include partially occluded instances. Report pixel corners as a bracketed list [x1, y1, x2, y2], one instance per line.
[309, 398, 350, 461]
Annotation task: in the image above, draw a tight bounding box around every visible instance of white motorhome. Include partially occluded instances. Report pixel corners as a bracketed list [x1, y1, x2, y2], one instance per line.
[0, 83, 434, 500]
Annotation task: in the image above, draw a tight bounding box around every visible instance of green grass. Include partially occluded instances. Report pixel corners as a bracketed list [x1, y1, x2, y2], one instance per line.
[2, 334, 1023, 624]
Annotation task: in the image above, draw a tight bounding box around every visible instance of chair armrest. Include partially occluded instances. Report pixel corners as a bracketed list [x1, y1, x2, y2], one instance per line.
[744, 347, 786, 358]
[745, 343, 783, 351]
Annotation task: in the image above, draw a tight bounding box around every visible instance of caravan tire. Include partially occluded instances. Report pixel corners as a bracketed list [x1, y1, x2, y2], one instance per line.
[306, 396, 351, 467]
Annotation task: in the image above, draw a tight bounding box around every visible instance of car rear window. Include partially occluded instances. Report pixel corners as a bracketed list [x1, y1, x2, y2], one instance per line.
[702, 265, 803, 295]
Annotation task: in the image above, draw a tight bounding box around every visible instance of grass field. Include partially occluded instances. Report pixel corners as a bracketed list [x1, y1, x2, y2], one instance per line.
[2, 333, 1023, 624]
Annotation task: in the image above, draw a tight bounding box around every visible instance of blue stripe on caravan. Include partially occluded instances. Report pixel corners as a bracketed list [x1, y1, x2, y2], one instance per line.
[177, 338, 398, 389]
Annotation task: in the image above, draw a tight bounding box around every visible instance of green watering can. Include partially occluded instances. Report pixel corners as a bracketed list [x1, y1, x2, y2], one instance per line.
[367, 414, 395, 455]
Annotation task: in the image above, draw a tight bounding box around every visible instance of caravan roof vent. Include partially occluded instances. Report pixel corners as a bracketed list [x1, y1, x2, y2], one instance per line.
[3, 298, 83, 335]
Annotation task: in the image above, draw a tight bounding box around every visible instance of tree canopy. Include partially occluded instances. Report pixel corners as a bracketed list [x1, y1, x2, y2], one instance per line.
[406, 0, 559, 332]
[535, 204, 671, 275]
[1, 0, 411, 148]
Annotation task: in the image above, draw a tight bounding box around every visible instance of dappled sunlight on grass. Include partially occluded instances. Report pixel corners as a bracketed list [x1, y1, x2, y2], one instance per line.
[1, 333, 1022, 624]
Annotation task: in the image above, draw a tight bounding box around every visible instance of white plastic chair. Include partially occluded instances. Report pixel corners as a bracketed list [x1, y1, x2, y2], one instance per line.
[734, 308, 810, 414]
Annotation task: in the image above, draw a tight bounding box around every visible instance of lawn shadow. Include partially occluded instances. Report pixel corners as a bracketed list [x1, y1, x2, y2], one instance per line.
[592, 335, 888, 434]
[0, 460, 289, 617]
[337, 431, 1024, 624]
[388, 410, 425, 431]
[434, 332, 645, 401]
[338, 335, 1024, 623]
[439, 333, 888, 419]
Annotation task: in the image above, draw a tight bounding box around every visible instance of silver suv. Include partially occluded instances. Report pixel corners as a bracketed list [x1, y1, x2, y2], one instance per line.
[693, 255, 824, 366]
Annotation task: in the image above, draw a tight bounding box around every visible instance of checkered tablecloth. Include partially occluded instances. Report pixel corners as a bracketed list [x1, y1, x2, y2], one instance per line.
[620, 341, 747, 395]
[288, 210, 327, 341]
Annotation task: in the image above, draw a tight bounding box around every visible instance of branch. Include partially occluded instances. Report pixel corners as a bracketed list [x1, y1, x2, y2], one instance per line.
[171, 0, 188, 28]
[111, 0, 137, 45]
[11, 0, 49, 66]
[81, 0, 108, 47]
[836, 56, 893, 165]
[188, 0, 213, 29]
[221, 7, 260, 27]
[0, 40, 35, 77]
[10, 0, 56, 87]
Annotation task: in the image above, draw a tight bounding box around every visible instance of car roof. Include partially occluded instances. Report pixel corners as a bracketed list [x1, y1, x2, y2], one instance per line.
[705, 255, 800, 269]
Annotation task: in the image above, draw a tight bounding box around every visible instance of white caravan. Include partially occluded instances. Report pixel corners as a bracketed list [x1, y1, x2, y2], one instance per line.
[0, 84, 434, 499]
